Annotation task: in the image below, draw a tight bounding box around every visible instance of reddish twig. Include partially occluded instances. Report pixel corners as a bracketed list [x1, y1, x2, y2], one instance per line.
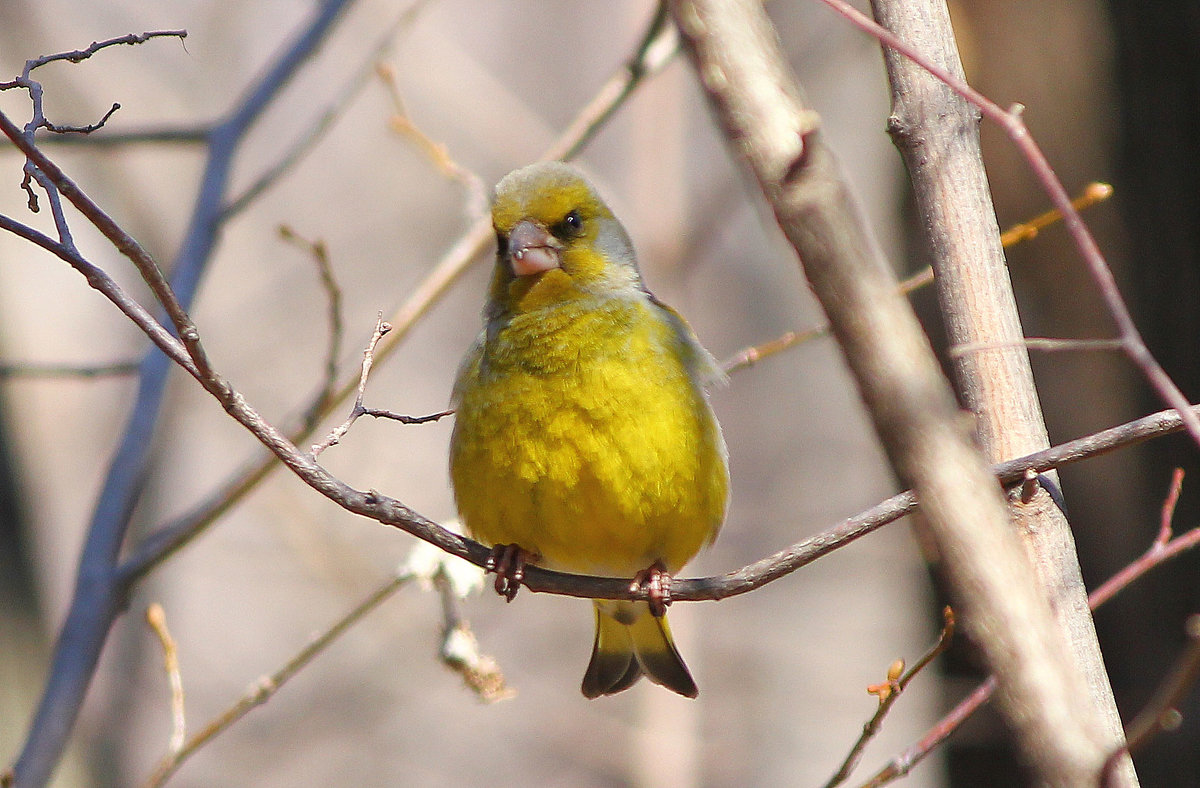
[1089, 469, 1191, 609]
[1101, 615, 1200, 786]
[310, 316, 451, 457]
[824, 608, 955, 788]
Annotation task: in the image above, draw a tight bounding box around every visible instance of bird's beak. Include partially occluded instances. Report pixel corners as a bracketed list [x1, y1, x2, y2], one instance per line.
[507, 219, 562, 276]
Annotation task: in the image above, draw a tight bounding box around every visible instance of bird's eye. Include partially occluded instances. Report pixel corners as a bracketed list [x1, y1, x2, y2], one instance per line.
[553, 210, 584, 239]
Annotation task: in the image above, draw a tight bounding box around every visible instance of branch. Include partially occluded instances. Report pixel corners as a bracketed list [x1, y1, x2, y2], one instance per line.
[7, 3, 359, 784]
[222, 0, 435, 218]
[817, 0, 1200, 448]
[12, 31, 187, 73]
[867, 0, 1130, 778]
[277, 225, 344, 429]
[28, 124, 211, 146]
[142, 570, 415, 787]
[667, 0, 1112, 783]
[824, 608, 955, 788]
[309, 315, 453, 458]
[863, 470, 1200, 786]
[1, 110, 217, 380]
[0, 361, 138, 379]
[144, 604, 186, 756]
[1103, 616, 1200, 785]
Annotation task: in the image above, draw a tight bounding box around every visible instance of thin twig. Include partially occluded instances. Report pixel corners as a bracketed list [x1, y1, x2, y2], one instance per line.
[824, 607, 955, 788]
[311, 315, 390, 456]
[1088, 469, 1189, 610]
[43, 103, 122, 135]
[377, 61, 488, 215]
[222, 0, 435, 218]
[0, 361, 139, 379]
[142, 571, 414, 787]
[14, 31, 188, 73]
[948, 337, 1127, 359]
[999, 182, 1113, 247]
[278, 225, 344, 429]
[144, 604, 186, 755]
[29, 124, 211, 146]
[0, 214, 195, 378]
[722, 181, 1113, 375]
[309, 314, 452, 457]
[1102, 615, 1200, 786]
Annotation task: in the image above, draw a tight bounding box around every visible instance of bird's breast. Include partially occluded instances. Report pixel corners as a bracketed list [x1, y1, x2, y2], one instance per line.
[450, 301, 727, 576]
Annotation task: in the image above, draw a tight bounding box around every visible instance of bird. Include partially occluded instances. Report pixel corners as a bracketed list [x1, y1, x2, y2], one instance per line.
[449, 161, 728, 698]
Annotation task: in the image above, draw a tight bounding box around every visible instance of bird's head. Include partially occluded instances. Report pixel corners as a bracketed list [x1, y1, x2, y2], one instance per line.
[487, 162, 642, 314]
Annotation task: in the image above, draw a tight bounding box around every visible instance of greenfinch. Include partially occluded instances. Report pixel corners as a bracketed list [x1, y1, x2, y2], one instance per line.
[449, 162, 728, 698]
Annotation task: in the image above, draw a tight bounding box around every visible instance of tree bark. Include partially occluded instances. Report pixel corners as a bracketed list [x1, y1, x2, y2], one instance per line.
[868, 0, 1135, 783]
[669, 0, 1117, 783]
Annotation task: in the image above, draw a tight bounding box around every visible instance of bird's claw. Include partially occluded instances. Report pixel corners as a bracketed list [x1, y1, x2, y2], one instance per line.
[485, 544, 534, 602]
[632, 561, 672, 618]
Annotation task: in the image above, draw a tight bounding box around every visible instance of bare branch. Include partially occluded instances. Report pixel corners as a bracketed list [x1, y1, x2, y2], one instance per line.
[377, 61, 488, 215]
[42, 103, 122, 135]
[311, 315, 391, 457]
[0, 361, 139, 379]
[222, 0, 435, 218]
[15, 31, 187, 73]
[999, 182, 1113, 247]
[145, 604, 186, 756]
[824, 608, 955, 788]
[278, 225, 344, 428]
[29, 125, 211, 146]
[1088, 469, 1191, 610]
[817, 0, 1200, 448]
[0, 214, 193, 376]
[948, 337, 1127, 358]
[1103, 616, 1200, 785]
[142, 571, 414, 787]
[0, 110, 216, 381]
[863, 470, 1200, 785]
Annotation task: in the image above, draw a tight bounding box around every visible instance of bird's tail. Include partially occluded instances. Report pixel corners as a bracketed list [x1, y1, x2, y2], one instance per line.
[581, 601, 698, 698]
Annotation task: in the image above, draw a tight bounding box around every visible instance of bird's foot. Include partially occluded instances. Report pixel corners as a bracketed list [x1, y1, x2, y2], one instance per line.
[631, 561, 672, 618]
[485, 544, 537, 602]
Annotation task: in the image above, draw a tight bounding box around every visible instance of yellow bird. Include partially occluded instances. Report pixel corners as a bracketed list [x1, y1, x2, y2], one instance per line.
[449, 162, 728, 698]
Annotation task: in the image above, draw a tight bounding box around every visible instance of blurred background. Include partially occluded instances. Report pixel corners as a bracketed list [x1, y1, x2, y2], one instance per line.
[0, 1, 1194, 786]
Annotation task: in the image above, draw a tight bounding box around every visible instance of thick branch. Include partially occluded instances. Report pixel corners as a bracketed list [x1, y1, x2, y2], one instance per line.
[667, 0, 1110, 783]
[868, 0, 1132, 782]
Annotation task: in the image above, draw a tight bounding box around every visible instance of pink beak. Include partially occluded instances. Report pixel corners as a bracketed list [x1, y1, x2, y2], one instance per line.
[508, 220, 562, 276]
